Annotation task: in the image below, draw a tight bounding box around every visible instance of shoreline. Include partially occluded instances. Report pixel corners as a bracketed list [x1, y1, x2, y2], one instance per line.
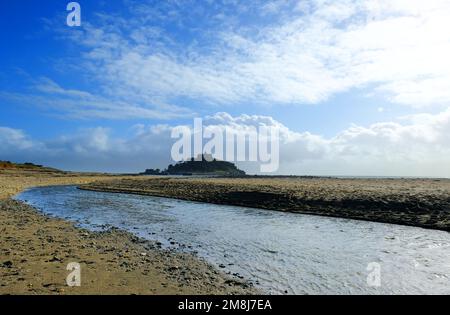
[80, 177, 450, 232]
[0, 171, 256, 295]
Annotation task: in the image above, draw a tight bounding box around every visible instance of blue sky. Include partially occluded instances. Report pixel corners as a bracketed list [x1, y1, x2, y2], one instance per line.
[1, 0, 450, 176]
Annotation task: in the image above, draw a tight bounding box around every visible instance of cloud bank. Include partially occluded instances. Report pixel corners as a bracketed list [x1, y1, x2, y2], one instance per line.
[1, 111, 449, 176]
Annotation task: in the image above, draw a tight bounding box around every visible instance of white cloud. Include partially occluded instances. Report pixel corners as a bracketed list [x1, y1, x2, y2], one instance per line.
[0, 78, 191, 120]
[0, 127, 37, 151]
[58, 0, 450, 109]
[3, 0, 450, 119]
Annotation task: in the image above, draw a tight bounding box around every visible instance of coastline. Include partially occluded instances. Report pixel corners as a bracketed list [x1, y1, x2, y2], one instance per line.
[0, 170, 256, 295]
[80, 177, 450, 232]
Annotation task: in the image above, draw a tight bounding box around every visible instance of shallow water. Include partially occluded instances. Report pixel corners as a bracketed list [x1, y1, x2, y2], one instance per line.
[15, 185, 450, 294]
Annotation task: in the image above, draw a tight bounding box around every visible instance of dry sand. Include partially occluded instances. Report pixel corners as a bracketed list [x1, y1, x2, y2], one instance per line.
[0, 169, 255, 295]
[81, 176, 450, 231]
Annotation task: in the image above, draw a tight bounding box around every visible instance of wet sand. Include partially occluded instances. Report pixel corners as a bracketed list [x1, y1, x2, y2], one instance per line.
[81, 177, 450, 232]
[0, 170, 255, 295]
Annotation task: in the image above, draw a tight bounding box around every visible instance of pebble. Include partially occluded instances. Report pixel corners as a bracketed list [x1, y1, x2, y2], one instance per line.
[2, 260, 13, 268]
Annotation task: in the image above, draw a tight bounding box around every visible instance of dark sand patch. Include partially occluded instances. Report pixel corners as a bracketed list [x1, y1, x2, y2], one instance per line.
[81, 177, 450, 231]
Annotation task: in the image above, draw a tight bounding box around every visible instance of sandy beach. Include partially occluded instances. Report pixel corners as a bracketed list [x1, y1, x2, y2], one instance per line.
[0, 168, 254, 295]
[81, 176, 450, 231]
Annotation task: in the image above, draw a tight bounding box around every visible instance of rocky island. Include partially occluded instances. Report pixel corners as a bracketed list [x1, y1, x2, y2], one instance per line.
[140, 154, 246, 176]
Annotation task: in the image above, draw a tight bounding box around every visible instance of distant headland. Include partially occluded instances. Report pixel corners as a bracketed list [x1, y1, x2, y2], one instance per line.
[0, 160, 60, 172]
